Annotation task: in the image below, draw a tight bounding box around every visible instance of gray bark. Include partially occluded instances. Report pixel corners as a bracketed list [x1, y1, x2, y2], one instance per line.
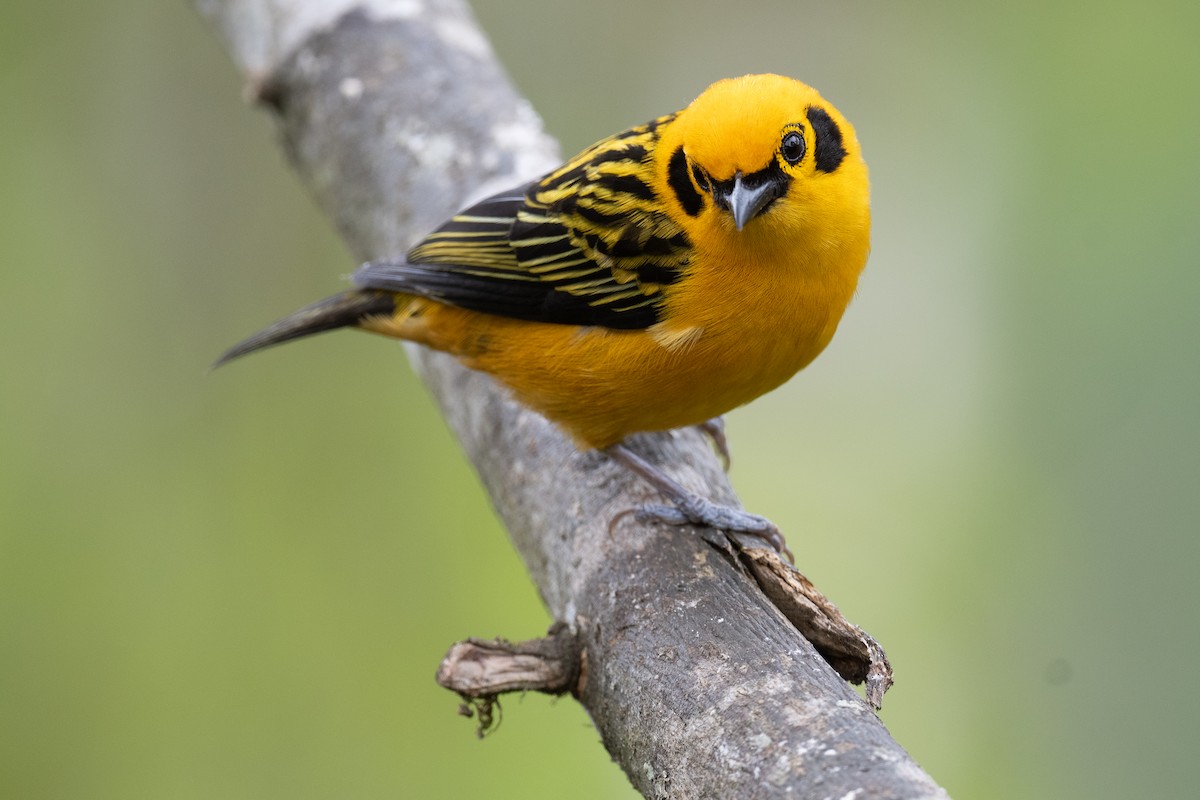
[194, 1, 950, 797]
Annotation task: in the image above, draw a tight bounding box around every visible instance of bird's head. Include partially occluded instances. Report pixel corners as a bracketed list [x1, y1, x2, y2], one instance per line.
[661, 74, 870, 243]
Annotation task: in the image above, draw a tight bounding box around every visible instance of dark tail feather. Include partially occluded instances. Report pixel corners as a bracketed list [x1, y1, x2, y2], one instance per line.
[213, 290, 395, 368]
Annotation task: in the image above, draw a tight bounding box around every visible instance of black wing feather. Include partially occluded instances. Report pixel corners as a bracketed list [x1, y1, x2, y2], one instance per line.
[354, 115, 693, 330]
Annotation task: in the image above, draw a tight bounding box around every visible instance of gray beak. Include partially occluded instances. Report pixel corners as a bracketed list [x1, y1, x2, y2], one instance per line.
[714, 172, 788, 231]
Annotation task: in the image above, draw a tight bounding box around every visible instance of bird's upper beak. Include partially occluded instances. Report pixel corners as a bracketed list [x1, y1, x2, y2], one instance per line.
[713, 170, 789, 231]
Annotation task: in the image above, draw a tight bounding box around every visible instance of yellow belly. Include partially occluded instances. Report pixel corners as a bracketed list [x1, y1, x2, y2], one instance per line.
[365, 238, 863, 449]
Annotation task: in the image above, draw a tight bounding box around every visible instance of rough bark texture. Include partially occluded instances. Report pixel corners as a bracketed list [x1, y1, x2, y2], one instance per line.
[195, 1, 949, 797]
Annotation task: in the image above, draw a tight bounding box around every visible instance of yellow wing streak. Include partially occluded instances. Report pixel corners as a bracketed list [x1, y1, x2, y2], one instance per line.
[388, 112, 690, 328]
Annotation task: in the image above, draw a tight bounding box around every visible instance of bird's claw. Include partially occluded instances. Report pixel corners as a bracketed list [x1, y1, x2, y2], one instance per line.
[604, 442, 792, 562]
[636, 500, 793, 563]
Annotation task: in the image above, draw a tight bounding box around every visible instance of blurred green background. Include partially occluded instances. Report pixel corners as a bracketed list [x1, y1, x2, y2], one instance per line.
[2, 0, 1197, 797]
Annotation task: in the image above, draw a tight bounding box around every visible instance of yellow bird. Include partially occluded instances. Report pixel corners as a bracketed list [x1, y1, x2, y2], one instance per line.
[218, 74, 871, 556]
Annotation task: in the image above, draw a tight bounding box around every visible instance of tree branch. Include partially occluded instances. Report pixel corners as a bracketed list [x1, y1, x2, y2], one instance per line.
[195, 1, 948, 796]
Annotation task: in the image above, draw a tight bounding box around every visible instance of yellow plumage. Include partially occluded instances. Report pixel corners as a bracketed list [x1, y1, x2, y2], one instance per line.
[365, 75, 868, 447]
[217, 74, 871, 551]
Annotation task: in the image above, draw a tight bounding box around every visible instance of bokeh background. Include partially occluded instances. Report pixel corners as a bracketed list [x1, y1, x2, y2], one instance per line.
[2, 0, 1197, 797]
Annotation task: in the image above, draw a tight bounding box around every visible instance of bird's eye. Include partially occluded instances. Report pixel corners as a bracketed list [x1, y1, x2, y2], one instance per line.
[780, 131, 806, 166]
[691, 164, 710, 192]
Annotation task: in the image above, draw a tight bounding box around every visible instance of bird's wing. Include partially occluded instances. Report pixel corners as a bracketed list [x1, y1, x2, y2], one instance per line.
[354, 114, 692, 330]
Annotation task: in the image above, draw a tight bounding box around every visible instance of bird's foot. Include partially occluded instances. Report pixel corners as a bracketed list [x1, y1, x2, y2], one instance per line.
[636, 499, 792, 562]
[605, 442, 793, 562]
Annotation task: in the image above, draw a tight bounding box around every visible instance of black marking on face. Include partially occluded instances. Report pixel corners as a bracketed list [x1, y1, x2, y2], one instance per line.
[806, 106, 847, 173]
[667, 145, 704, 217]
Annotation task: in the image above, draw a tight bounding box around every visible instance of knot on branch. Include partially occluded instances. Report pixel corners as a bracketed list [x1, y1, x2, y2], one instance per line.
[436, 623, 583, 736]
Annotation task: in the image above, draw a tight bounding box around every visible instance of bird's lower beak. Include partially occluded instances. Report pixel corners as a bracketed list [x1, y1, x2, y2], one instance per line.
[715, 172, 788, 231]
